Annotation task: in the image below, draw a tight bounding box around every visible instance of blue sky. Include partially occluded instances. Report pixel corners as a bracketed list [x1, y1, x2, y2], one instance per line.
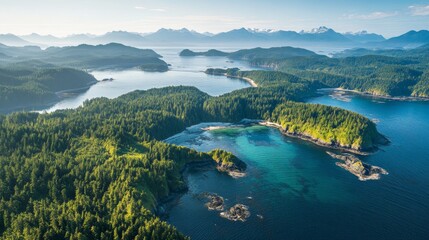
[0, 0, 428, 37]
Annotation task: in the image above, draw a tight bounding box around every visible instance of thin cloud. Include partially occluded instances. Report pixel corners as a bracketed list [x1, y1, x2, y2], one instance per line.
[134, 6, 166, 12]
[344, 11, 398, 20]
[150, 9, 166, 12]
[409, 5, 429, 16]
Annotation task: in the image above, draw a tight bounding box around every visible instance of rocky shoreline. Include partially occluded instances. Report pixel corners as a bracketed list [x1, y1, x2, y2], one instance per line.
[326, 151, 388, 181]
[258, 121, 377, 155]
[200, 120, 383, 155]
[155, 154, 246, 217]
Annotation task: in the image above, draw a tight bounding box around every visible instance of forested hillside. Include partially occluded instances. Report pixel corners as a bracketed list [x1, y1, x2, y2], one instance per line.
[199, 46, 429, 98]
[0, 66, 97, 111]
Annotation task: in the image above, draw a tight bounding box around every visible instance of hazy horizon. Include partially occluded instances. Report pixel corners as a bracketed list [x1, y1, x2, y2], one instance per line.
[1, 0, 428, 38]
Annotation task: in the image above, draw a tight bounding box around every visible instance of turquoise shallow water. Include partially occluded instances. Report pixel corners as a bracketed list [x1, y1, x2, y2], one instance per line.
[165, 92, 429, 240]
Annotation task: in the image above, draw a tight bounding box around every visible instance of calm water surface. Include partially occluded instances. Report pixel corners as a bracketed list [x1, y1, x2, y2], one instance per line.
[165, 92, 429, 240]
[43, 47, 256, 112]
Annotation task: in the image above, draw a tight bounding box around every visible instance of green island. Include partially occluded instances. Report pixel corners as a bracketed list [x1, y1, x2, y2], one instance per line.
[180, 47, 318, 59]
[0, 43, 169, 71]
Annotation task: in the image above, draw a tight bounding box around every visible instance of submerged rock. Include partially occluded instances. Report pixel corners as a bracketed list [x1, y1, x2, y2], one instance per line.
[220, 204, 251, 222]
[327, 152, 388, 181]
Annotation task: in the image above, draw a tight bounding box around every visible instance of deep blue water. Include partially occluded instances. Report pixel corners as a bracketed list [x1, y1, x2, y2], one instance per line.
[165, 92, 429, 240]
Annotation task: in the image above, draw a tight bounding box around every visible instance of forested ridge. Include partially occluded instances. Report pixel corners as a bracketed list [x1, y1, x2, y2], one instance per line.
[197, 46, 429, 97]
[253, 55, 428, 97]
[0, 43, 169, 72]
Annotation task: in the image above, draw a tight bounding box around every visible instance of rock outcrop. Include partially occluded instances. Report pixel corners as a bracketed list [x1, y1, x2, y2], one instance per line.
[327, 152, 388, 181]
[220, 204, 251, 222]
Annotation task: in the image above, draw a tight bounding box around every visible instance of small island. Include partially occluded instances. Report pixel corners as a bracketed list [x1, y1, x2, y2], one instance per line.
[180, 49, 228, 57]
[327, 152, 388, 181]
[101, 78, 114, 82]
[199, 193, 225, 211]
[220, 204, 251, 222]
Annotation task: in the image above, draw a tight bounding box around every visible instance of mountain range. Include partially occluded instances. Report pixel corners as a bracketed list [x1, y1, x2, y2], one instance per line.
[0, 27, 428, 48]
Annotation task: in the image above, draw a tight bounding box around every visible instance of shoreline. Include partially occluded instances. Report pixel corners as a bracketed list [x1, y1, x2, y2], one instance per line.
[258, 121, 373, 155]
[223, 74, 258, 87]
[198, 120, 375, 155]
[205, 71, 258, 88]
[55, 81, 97, 96]
[1, 81, 98, 115]
[318, 88, 429, 102]
[156, 156, 246, 217]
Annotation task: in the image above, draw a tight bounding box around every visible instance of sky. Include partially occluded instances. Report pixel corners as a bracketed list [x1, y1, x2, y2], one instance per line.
[0, 0, 428, 38]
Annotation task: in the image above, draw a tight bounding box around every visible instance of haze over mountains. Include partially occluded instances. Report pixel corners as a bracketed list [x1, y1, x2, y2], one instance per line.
[0, 26, 428, 49]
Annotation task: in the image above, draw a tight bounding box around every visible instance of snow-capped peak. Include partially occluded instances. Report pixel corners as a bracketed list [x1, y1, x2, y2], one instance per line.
[247, 28, 276, 33]
[301, 26, 332, 34]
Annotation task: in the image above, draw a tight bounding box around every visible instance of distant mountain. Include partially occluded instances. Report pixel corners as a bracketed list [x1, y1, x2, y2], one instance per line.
[202, 32, 215, 37]
[0, 43, 42, 57]
[0, 34, 31, 46]
[144, 28, 208, 42]
[211, 28, 266, 41]
[384, 30, 429, 47]
[210, 27, 352, 43]
[343, 31, 385, 43]
[299, 27, 352, 42]
[3, 27, 429, 49]
[95, 31, 146, 45]
[62, 34, 95, 45]
[20, 33, 60, 44]
[268, 30, 302, 41]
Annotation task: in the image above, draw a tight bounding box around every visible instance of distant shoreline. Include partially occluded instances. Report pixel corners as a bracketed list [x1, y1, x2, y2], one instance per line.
[318, 88, 429, 102]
